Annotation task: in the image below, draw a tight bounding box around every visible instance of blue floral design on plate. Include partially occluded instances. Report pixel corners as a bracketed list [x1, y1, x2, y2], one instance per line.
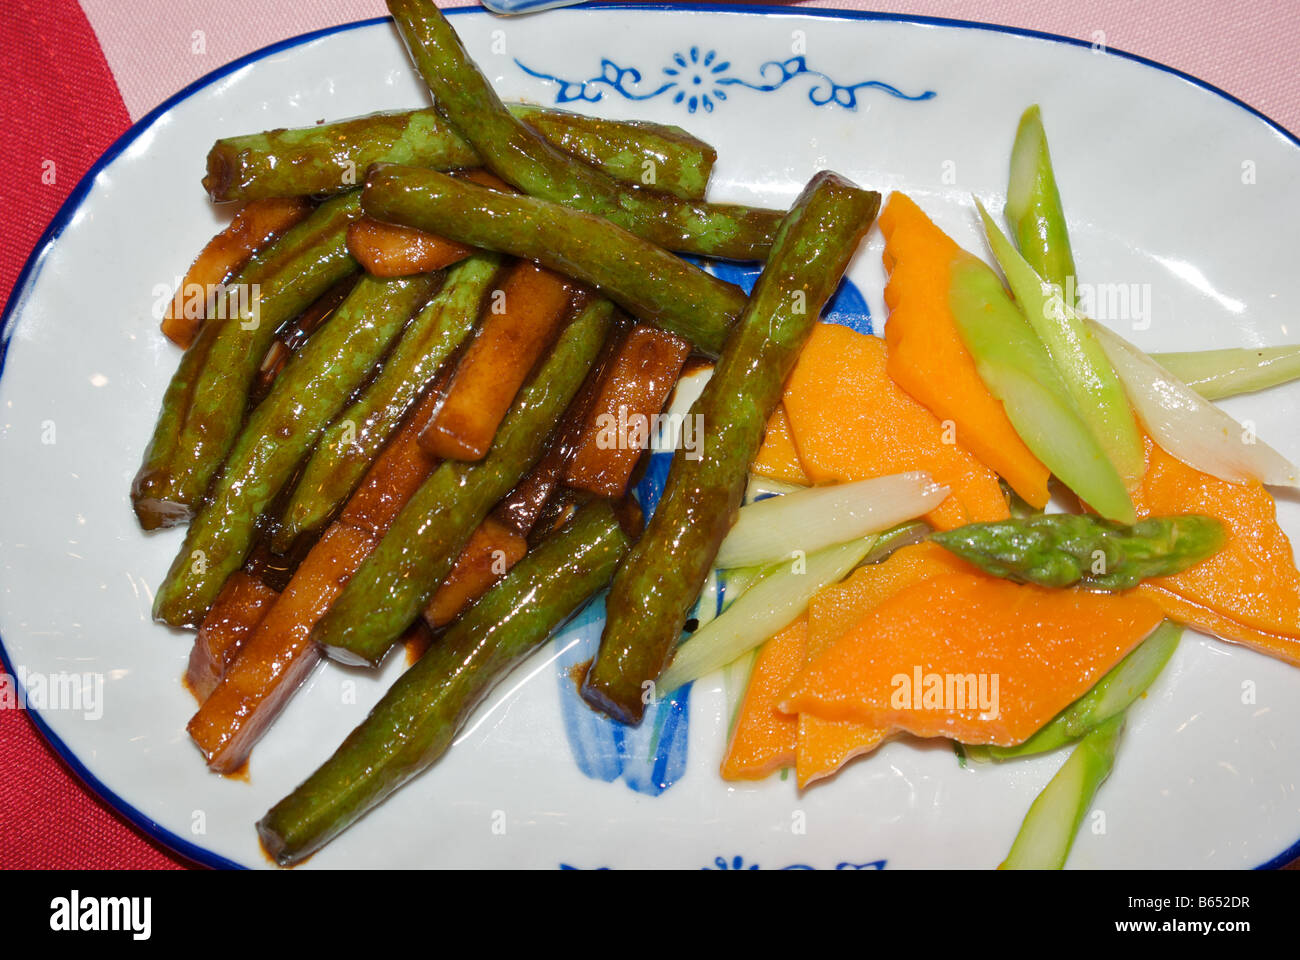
[704, 855, 887, 871]
[664, 46, 731, 113]
[552, 447, 692, 798]
[553, 585, 692, 797]
[516, 45, 934, 113]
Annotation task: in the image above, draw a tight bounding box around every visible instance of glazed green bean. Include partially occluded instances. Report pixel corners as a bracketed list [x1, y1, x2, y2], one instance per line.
[131, 323, 217, 529]
[132, 192, 364, 529]
[511, 104, 714, 201]
[273, 253, 503, 550]
[204, 104, 716, 203]
[313, 298, 613, 666]
[363, 164, 743, 356]
[582, 171, 880, 725]
[258, 500, 632, 867]
[388, 0, 782, 260]
[152, 273, 441, 627]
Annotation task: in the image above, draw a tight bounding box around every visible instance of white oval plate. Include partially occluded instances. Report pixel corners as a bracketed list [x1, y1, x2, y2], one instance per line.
[3, 3, 1299, 870]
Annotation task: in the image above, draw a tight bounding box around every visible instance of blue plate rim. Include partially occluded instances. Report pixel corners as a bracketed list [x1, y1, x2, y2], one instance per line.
[1, 1, 1296, 871]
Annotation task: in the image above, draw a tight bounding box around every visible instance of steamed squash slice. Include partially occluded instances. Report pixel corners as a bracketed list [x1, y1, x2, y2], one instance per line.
[781, 572, 1164, 746]
[1130, 436, 1300, 665]
[782, 323, 1008, 531]
[720, 544, 981, 786]
[796, 542, 976, 786]
[879, 192, 1052, 508]
[751, 404, 811, 486]
[720, 617, 807, 781]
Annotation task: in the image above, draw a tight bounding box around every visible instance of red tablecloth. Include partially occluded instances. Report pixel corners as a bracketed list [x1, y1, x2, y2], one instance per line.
[2, 0, 1296, 869]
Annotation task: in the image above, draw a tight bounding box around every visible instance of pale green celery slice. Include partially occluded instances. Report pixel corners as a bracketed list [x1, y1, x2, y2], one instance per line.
[947, 256, 1136, 522]
[977, 199, 1144, 484]
[658, 536, 877, 694]
[715, 472, 946, 569]
[1091, 319, 1299, 487]
[1152, 346, 1300, 401]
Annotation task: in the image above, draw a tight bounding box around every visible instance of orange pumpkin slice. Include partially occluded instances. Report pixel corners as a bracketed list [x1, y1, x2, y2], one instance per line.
[781, 572, 1164, 746]
[720, 617, 807, 780]
[797, 542, 977, 786]
[782, 322, 1008, 531]
[879, 192, 1051, 508]
[751, 404, 810, 486]
[1131, 436, 1300, 665]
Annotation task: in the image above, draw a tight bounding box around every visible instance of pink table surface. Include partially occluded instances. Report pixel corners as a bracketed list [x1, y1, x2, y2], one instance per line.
[2, 0, 1296, 870]
[81, 0, 1300, 132]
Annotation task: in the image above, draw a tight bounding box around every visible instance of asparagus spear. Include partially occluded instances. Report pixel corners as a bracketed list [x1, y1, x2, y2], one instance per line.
[972, 620, 1181, 761]
[1151, 345, 1300, 401]
[977, 200, 1144, 484]
[930, 513, 1226, 591]
[312, 298, 613, 666]
[1005, 104, 1077, 298]
[999, 714, 1124, 870]
[153, 273, 442, 626]
[258, 500, 633, 867]
[132, 317, 223, 529]
[582, 172, 880, 725]
[132, 192, 364, 529]
[387, 0, 782, 260]
[947, 255, 1137, 523]
[362, 164, 745, 356]
[274, 253, 503, 550]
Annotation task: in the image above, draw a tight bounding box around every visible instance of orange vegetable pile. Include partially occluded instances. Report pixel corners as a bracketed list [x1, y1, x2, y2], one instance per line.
[722, 542, 1165, 781]
[725, 192, 1300, 788]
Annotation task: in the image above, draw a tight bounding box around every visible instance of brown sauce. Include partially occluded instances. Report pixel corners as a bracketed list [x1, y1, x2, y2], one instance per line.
[679, 356, 715, 379]
[569, 658, 593, 695]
